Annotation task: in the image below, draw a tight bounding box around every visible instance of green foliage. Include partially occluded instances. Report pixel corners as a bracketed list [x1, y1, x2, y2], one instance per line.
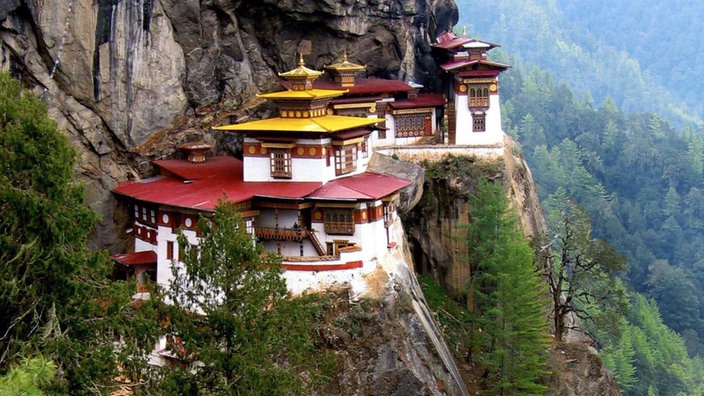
[158, 202, 333, 395]
[0, 356, 55, 395]
[0, 72, 159, 393]
[465, 179, 550, 395]
[481, 51, 704, 392]
[496, 60, 704, 346]
[607, 294, 704, 396]
[419, 276, 473, 360]
[457, 0, 703, 125]
[543, 200, 629, 342]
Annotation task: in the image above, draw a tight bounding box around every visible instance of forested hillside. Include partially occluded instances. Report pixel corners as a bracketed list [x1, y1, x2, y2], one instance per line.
[496, 55, 704, 396]
[454, 2, 704, 392]
[457, 0, 704, 125]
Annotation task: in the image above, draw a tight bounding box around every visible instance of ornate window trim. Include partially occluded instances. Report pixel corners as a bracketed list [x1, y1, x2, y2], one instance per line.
[324, 209, 355, 235]
[468, 84, 490, 108]
[334, 144, 357, 175]
[270, 148, 292, 179]
[473, 112, 486, 132]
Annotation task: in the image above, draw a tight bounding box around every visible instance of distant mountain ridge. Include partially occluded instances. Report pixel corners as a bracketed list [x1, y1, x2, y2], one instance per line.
[457, 0, 704, 126]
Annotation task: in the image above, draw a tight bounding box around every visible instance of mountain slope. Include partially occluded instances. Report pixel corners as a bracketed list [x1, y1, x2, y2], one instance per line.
[457, 0, 703, 126]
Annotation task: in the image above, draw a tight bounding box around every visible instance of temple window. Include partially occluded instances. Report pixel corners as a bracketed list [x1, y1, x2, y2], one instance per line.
[360, 137, 369, 159]
[473, 112, 486, 132]
[334, 144, 357, 175]
[468, 84, 490, 108]
[270, 148, 292, 179]
[324, 209, 355, 235]
[167, 240, 174, 260]
[395, 114, 425, 138]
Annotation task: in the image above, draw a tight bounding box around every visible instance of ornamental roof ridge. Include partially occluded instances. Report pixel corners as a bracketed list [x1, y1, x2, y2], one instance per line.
[278, 53, 324, 79]
[325, 50, 366, 72]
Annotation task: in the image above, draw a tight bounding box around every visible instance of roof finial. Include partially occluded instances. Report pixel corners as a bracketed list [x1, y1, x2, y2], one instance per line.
[462, 25, 467, 36]
[343, 50, 348, 62]
[298, 52, 305, 66]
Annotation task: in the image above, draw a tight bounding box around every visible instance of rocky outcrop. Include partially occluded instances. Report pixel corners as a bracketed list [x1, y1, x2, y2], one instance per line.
[368, 153, 425, 214]
[401, 140, 545, 297]
[547, 342, 620, 396]
[400, 140, 621, 395]
[0, 0, 458, 250]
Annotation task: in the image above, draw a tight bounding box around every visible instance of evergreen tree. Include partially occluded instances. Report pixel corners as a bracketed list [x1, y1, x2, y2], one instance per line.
[159, 202, 332, 395]
[0, 356, 55, 395]
[466, 179, 550, 395]
[542, 200, 628, 342]
[0, 72, 159, 393]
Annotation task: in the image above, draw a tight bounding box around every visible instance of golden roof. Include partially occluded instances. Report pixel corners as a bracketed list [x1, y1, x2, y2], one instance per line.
[278, 54, 324, 79]
[214, 115, 381, 133]
[325, 51, 366, 72]
[258, 88, 346, 100]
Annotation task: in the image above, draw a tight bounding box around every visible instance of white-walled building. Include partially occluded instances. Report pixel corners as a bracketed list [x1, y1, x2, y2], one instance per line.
[113, 59, 411, 294]
[432, 32, 510, 146]
[112, 33, 512, 294]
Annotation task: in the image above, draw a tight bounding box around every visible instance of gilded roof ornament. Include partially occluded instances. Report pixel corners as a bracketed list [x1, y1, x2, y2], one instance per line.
[278, 53, 324, 79]
[325, 51, 366, 72]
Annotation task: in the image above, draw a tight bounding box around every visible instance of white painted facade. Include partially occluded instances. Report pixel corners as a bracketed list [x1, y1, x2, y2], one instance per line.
[243, 137, 371, 183]
[373, 109, 439, 147]
[453, 93, 504, 146]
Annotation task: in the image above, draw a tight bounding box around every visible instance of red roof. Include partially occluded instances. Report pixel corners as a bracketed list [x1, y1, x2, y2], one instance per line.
[114, 156, 321, 210]
[112, 251, 157, 266]
[433, 32, 473, 50]
[307, 172, 412, 200]
[113, 156, 411, 210]
[282, 78, 414, 96]
[155, 156, 240, 180]
[440, 59, 509, 72]
[331, 96, 385, 105]
[390, 93, 446, 109]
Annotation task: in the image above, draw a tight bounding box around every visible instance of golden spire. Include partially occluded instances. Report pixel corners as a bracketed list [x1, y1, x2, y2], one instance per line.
[278, 52, 323, 91]
[462, 25, 467, 36]
[324, 51, 366, 88]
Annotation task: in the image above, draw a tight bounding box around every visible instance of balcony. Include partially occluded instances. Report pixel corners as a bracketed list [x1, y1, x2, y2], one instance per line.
[254, 226, 309, 242]
[468, 97, 489, 108]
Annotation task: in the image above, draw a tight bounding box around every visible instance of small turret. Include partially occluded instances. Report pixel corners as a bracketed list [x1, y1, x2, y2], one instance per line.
[178, 141, 212, 164]
[325, 51, 366, 88]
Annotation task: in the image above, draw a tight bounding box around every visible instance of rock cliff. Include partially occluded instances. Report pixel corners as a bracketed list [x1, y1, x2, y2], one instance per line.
[1, 1, 620, 394]
[400, 140, 621, 395]
[0, 0, 457, 249]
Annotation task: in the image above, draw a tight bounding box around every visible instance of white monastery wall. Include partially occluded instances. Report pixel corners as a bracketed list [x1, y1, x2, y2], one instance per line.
[453, 94, 504, 146]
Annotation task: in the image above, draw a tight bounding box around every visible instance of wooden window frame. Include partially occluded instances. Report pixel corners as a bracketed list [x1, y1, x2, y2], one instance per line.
[324, 209, 355, 235]
[473, 112, 486, 132]
[270, 148, 292, 179]
[394, 113, 426, 138]
[468, 84, 490, 108]
[360, 136, 369, 159]
[334, 145, 357, 176]
[167, 240, 174, 260]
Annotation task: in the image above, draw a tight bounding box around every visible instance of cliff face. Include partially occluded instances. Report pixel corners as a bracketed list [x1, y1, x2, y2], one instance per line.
[0, 0, 457, 249]
[403, 141, 546, 297]
[400, 142, 620, 395]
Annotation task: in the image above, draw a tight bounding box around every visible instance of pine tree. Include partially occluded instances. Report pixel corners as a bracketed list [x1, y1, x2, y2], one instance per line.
[542, 200, 628, 342]
[466, 179, 550, 395]
[0, 72, 160, 393]
[158, 201, 332, 394]
[0, 356, 55, 395]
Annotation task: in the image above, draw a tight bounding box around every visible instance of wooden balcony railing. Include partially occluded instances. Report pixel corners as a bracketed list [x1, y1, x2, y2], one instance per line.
[254, 227, 308, 242]
[468, 97, 489, 108]
[254, 227, 334, 258]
